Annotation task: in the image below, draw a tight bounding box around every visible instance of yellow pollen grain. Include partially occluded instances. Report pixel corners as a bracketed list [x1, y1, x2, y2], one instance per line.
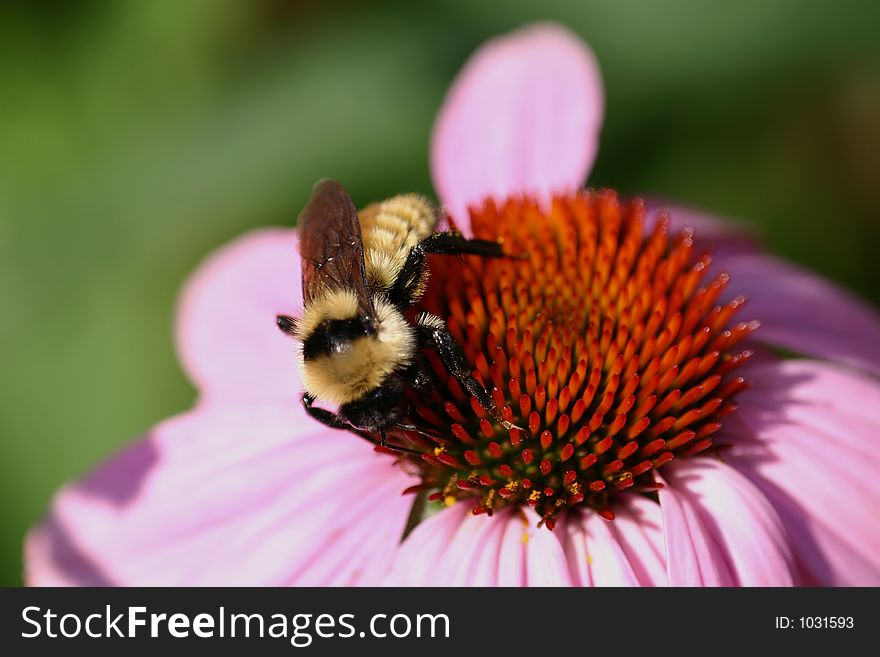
[433, 446, 446, 456]
[528, 490, 541, 502]
[444, 495, 456, 507]
[442, 476, 457, 497]
[518, 513, 530, 544]
[587, 554, 593, 566]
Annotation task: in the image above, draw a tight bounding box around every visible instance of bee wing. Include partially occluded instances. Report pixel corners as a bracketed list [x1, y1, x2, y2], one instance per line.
[297, 180, 374, 316]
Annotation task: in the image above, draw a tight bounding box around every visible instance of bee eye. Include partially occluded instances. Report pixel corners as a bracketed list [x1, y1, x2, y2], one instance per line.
[329, 340, 351, 355]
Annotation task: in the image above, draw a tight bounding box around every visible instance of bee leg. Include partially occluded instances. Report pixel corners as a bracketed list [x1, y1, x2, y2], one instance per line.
[301, 394, 422, 455]
[415, 313, 521, 432]
[394, 422, 442, 441]
[378, 431, 424, 455]
[418, 231, 507, 258]
[301, 393, 377, 445]
[388, 232, 506, 308]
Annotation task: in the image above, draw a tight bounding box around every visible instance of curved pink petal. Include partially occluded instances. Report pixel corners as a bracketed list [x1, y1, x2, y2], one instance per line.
[565, 514, 635, 586]
[716, 253, 880, 377]
[644, 200, 880, 376]
[562, 497, 667, 586]
[723, 359, 880, 586]
[520, 517, 572, 587]
[657, 473, 736, 586]
[175, 229, 304, 405]
[663, 459, 796, 586]
[431, 23, 603, 231]
[26, 404, 415, 586]
[607, 496, 668, 586]
[386, 506, 571, 586]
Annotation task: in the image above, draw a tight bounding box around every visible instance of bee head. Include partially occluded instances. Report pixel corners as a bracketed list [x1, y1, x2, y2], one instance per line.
[301, 317, 376, 361]
[294, 293, 416, 406]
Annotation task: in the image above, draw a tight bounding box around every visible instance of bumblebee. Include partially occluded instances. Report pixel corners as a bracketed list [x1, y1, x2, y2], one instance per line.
[277, 180, 514, 450]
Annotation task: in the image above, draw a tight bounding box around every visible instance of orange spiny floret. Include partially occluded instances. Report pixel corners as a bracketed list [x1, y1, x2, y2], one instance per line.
[396, 191, 753, 528]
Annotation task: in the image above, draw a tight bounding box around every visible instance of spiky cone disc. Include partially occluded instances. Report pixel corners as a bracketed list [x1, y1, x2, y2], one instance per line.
[395, 190, 755, 529]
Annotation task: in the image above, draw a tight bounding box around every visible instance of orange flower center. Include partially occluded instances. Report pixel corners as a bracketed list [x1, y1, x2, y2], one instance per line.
[393, 190, 756, 529]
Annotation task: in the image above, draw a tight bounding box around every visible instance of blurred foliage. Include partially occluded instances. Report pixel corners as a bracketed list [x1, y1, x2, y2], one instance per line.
[1, 0, 878, 585]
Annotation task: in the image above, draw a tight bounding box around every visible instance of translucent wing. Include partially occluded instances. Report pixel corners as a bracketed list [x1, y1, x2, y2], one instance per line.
[297, 180, 373, 319]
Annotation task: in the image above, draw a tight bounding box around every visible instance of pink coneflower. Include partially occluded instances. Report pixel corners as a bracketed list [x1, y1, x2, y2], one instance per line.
[27, 24, 880, 586]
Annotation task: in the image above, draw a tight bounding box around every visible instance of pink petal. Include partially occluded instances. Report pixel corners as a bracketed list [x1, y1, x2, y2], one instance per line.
[563, 513, 635, 586]
[717, 254, 880, 377]
[657, 473, 736, 586]
[386, 506, 571, 586]
[442, 509, 510, 587]
[383, 505, 467, 586]
[723, 359, 880, 585]
[495, 512, 528, 585]
[26, 404, 415, 586]
[562, 497, 667, 586]
[663, 459, 796, 586]
[607, 496, 668, 586]
[522, 517, 573, 586]
[431, 23, 603, 230]
[175, 229, 304, 405]
[644, 201, 880, 376]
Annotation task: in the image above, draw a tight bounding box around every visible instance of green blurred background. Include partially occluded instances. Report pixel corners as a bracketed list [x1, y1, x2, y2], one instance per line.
[1, 0, 878, 585]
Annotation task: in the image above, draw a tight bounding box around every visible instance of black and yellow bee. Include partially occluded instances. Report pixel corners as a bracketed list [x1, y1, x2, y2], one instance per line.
[277, 180, 514, 450]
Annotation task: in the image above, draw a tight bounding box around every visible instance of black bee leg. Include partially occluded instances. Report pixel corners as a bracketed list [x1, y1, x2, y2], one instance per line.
[415, 313, 520, 432]
[385, 431, 426, 455]
[418, 231, 507, 258]
[376, 430, 423, 455]
[301, 393, 377, 445]
[301, 394, 421, 455]
[276, 315, 299, 336]
[394, 422, 442, 441]
[388, 232, 506, 308]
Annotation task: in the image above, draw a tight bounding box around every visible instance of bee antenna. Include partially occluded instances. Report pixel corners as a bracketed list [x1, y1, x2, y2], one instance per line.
[276, 314, 298, 336]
